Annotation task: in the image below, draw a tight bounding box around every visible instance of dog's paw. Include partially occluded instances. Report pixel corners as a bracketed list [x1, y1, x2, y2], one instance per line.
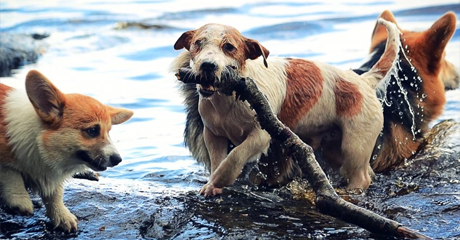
[199, 183, 223, 197]
[48, 207, 78, 232]
[3, 194, 34, 215]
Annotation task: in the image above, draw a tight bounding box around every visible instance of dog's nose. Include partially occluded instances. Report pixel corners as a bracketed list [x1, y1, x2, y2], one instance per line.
[200, 61, 217, 72]
[109, 154, 122, 166]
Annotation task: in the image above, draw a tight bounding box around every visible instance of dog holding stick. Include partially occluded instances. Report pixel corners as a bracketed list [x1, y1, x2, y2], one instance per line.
[171, 19, 401, 196]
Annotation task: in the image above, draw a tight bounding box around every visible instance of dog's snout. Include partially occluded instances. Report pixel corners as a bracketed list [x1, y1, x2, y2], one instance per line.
[109, 154, 122, 166]
[200, 61, 217, 72]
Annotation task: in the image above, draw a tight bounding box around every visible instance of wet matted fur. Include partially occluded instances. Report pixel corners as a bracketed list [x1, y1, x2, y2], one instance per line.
[171, 20, 401, 196]
[353, 10, 458, 171]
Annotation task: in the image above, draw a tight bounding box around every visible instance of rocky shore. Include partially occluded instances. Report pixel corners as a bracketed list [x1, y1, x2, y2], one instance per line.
[0, 32, 48, 77]
[1, 120, 459, 239]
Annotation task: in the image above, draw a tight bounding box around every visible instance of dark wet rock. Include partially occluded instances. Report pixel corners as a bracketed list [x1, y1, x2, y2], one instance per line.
[0, 32, 48, 77]
[350, 120, 460, 239]
[1, 120, 459, 239]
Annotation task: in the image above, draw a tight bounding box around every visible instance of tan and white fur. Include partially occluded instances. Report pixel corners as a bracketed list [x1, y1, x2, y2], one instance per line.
[172, 19, 401, 196]
[0, 70, 133, 231]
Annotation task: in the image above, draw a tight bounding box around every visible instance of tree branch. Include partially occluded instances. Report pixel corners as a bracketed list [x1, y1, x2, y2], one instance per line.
[175, 67, 432, 239]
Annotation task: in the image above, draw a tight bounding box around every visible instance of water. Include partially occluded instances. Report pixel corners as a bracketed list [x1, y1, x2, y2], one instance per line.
[1, 0, 459, 238]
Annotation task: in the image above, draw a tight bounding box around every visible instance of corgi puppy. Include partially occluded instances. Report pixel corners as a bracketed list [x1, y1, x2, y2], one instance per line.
[172, 19, 400, 196]
[0, 70, 133, 232]
[353, 11, 458, 171]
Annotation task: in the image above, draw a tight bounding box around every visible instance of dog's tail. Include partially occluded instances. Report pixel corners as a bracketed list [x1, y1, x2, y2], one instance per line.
[365, 19, 426, 172]
[360, 18, 401, 87]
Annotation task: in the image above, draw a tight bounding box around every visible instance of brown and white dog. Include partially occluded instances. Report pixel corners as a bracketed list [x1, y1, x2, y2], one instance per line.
[171, 19, 401, 196]
[353, 11, 458, 171]
[0, 70, 133, 231]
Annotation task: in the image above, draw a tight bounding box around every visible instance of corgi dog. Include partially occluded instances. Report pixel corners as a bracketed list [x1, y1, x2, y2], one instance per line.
[353, 11, 458, 171]
[171, 19, 400, 196]
[0, 70, 133, 232]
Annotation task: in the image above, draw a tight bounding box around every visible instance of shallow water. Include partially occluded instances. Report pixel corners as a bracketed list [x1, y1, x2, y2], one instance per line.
[1, 0, 459, 238]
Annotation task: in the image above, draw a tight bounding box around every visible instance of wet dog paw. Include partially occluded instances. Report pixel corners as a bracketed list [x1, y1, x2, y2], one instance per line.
[3, 195, 34, 215]
[199, 183, 223, 197]
[48, 207, 78, 232]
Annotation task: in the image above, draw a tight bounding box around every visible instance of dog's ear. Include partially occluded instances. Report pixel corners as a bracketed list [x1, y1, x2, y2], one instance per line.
[244, 38, 270, 68]
[25, 70, 66, 127]
[174, 30, 196, 51]
[370, 10, 398, 52]
[421, 11, 456, 71]
[106, 105, 134, 125]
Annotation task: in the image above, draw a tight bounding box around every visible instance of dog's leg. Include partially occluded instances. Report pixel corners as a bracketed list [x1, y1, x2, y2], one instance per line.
[203, 127, 229, 174]
[0, 166, 34, 215]
[42, 184, 78, 232]
[339, 121, 379, 190]
[200, 128, 270, 196]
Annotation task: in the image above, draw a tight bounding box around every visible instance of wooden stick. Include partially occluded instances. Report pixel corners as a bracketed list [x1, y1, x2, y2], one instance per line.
[175, 67, 432, 239]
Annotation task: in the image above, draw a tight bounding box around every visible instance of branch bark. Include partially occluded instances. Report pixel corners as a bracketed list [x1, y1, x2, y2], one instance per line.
[175, 67, 432, 239]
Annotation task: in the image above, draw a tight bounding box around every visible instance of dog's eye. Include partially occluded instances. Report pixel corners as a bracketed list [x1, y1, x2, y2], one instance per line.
[195, 40, 202, 47]
[84, 125, 100, 138]
[223, 43, 235, 52]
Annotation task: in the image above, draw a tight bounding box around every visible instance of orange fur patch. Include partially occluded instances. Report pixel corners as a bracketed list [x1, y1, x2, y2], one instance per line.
[368, 11, 456, 172]
[372, 123, 420, 171]
[0, 84, 14, 163]
[403, 35, 447, 126]
[334, 77, 363, 117]
[278, 59, 323, 128]
[369, 11, 455, 127]
[39, 93, 113, 153]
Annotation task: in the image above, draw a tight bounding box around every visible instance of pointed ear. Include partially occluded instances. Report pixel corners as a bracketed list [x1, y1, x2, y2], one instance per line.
[370, 10, 398, 51]
[25, 70, 66, 127]
[107, 106, 133, 125]
[174, 30, 196, 51]
[422, 11, 456, 67]
[244, 38, 270, 68]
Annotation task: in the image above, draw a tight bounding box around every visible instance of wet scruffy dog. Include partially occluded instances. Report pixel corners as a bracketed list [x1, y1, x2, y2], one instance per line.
[353, 10, 458, 172]
[0, 70, 133, 231]
[171, 19, 401, 196]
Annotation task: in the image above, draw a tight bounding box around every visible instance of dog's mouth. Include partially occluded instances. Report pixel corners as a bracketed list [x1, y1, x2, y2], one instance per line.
[76, 150, 107, 171]
[196, 65, 237, 98]
[199, 84, 217, 97]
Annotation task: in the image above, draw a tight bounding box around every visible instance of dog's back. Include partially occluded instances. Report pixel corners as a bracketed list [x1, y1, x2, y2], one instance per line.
[176, 19, 401, 190]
